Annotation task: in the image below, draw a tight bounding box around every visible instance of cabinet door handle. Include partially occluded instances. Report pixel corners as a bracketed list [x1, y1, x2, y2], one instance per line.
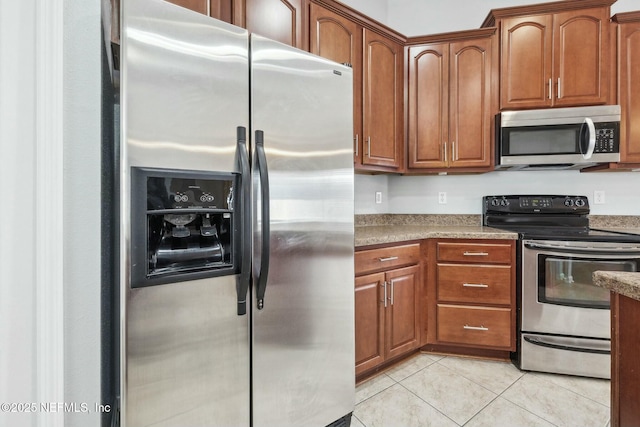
[354, 134, 359, 157]
[548, 78, 552, 100]
[463, 283, 489, 288]
[382, 281, 388, 308]
[389, 279, 395, 305]
[452, 141, 457, 162]
[463, 251, 489, 256]
[443, 141, 448, 163]
[378, 256, 399, 262]
[367, 136, 371, 156]
[464, 325, 489, 331]
[557, 78, 561, 99]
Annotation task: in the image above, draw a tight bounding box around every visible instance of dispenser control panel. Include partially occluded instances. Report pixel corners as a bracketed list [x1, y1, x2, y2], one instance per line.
[147, 175, 234, 211]
[131, 167, 241, 288]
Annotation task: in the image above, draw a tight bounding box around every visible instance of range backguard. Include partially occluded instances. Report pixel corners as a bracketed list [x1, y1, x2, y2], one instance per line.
[131, 167, 240, 288]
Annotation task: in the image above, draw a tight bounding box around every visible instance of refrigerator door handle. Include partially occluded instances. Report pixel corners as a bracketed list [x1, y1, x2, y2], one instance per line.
[255, 130, 270, 310]
[236, 126, 251, 316]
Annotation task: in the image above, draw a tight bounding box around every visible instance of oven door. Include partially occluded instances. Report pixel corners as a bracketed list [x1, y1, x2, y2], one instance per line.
[521, 239, 640, 339]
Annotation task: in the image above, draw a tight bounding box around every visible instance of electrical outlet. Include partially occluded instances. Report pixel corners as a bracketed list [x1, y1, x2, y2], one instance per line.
[375, 191, 382, 204]
[594, 190, 605, 204]
[438, 192, 447, 204]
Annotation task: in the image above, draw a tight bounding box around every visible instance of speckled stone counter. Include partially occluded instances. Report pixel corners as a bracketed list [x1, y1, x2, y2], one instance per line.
[355, 225, 518, 247]
[354, 213, 640, 248]
[593, 271, 640, 301]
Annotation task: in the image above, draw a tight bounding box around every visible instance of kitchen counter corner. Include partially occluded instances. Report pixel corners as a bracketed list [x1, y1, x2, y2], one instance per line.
[355, 225, 518, 247]
[593, 271, 640, 301]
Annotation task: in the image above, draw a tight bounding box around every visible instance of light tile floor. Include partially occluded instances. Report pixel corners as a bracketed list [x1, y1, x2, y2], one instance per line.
[353, 353, 611, 427]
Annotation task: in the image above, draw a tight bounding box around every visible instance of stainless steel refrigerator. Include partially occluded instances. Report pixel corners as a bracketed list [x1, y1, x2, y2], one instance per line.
[107, 0, 355, 425]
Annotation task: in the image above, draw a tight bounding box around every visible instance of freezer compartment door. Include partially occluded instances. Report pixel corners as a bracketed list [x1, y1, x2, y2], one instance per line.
[120, 0, 251, 425]
[250, 34, 355, 427]
[125, 277, 250, 426]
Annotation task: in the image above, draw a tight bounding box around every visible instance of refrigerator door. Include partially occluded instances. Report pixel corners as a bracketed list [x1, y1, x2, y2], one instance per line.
[121, 1, 250, 426]
[251, 34, 355, 427]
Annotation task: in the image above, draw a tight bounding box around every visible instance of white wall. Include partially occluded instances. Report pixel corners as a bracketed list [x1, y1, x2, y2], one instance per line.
[341, 0, 388, 25]
[388, 0, 639, 36]
[0, 2, 38, 426]
[63, 0, 102, 425]
[357, 171, 640, 215]
[0, 0, 102, 425]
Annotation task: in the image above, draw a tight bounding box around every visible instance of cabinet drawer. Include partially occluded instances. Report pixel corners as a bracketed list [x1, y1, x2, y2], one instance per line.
[355, 243, 420, 275]
[437, 264, 512, 305]
[437, 241, 512, 264]
[437, 304, 512, 349]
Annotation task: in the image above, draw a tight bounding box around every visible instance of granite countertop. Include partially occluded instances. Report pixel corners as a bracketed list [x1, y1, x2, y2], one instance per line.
[354, 213, 640, 248]
[593, 271, 640, 301]
[355, 225, 518, 247]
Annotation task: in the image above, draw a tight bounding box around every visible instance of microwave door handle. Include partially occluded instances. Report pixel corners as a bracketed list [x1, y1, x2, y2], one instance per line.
[580, 117, 596, 159]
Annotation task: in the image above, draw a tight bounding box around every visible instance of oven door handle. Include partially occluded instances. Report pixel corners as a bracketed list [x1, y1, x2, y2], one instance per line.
[524, 335, 610, 355]
[524, 241, 640, 256]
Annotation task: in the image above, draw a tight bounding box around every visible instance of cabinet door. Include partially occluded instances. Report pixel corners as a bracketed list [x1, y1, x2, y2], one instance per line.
[245, 0, 305, 48]
[618, 19, 640, 163]
[448, 38, 492, 168]
[553, 8, 610, 107]
[309, 4, 362, 165]
[385, 265, 419, 360]
[355, 273, 385, 376]
[363, 29, 404, 170]
[501, 15, 553, 109]
[407, 43, 449, 169]
[164, 0, 239, 24]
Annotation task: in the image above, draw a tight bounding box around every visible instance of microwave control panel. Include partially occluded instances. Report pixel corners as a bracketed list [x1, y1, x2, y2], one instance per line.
[593, 123, 619, 153]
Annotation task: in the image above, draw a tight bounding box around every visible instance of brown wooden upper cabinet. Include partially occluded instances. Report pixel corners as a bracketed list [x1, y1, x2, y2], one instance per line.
[164, 0, 243, 25]
[310, 3, 404, 172]
[245, 0, 306, 48]
[587, 10, 640, 172]
[309, 3, 363, 166]
[614, 12, 640, 165]
[407, 30, 496, 172]
[362, 29, 404, 171]
[484, 1, 614, 110]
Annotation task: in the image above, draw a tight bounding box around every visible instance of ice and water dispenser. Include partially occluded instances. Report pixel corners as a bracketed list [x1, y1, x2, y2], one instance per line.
[131, 167, 239, 287]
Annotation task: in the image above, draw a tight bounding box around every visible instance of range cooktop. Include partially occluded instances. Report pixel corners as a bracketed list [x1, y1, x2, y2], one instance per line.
[482, 195, 640, 243]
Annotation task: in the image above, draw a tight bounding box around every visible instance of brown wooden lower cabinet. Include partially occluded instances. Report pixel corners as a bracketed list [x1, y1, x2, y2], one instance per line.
[355, 273, 385, 374]
[355, 244, 421, 376]
[611, 292, 640, 427]
[426, 239, 516, 353]
[436, 304, 512, 349]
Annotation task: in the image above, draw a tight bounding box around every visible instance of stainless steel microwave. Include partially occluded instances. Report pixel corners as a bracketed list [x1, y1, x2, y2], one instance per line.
[496, 105, 621, 170]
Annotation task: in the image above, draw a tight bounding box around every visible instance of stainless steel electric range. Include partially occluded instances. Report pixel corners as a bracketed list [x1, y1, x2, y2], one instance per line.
[483, 195, 640, 379]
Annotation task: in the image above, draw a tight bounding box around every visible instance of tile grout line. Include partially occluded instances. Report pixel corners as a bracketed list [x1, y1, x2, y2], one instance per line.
[528, 372, 612, 408]
[395, 380, 462, 426]
[496, 373, 561, 427]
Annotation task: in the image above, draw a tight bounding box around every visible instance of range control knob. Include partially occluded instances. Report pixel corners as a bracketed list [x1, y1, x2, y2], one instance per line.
[564, 198, 574, 207]
[575, 198, 586, 207]
[500, 199, 510, 207]
[491, 198, 500, 207]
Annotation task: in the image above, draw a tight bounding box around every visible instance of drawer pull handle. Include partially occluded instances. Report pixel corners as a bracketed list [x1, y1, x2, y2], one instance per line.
[463, 283, 489, 288]
[378, 256, 399, 262]
[463, 252, 489, 256]
[464, 325, 489, 331]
